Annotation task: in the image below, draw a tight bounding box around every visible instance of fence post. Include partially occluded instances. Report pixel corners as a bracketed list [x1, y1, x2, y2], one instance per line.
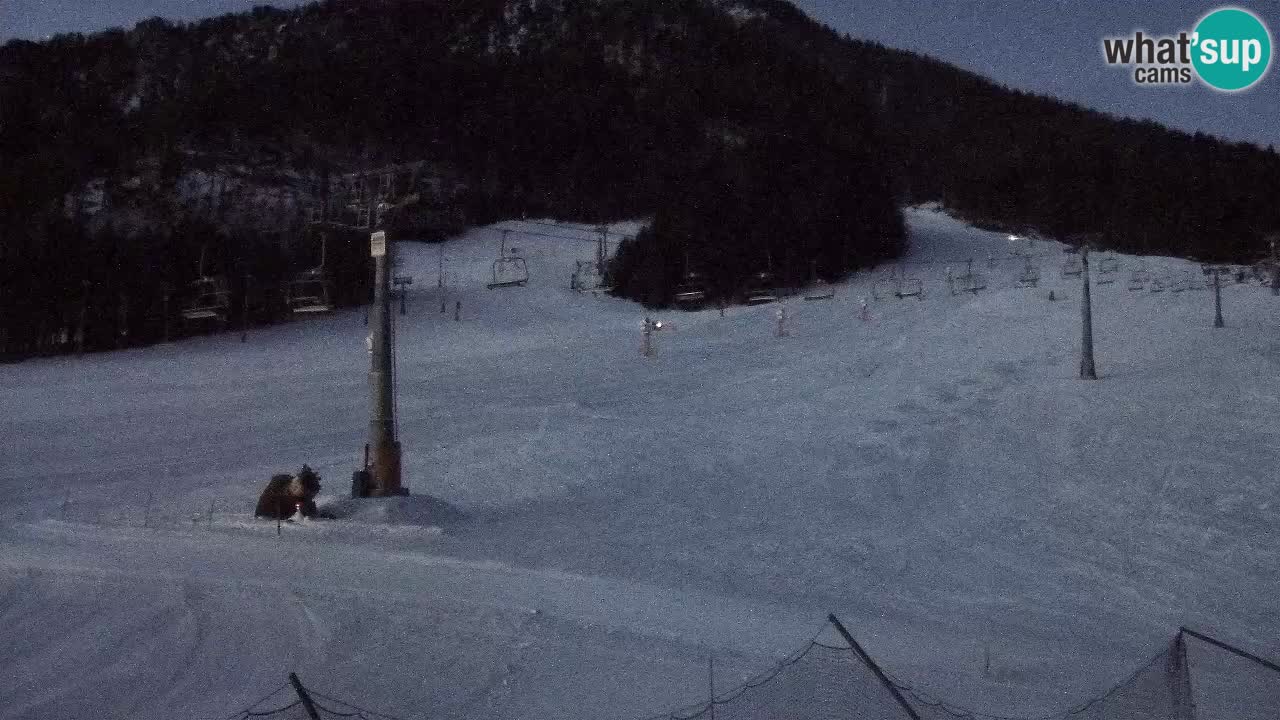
[1212, 270, 1224, 328]
[241, 272, 250, 343]
[117, 292, 129, 349]
[162, 282, 172, 343]
[76, 280, 89, 356]
[1171, 632, 1196, 720]
[1271, 240, 1279, 296]
[828, 614, 921, 720]
[709, 654, 716, 720]
[641, 318, 654, 358]
[288, 673, 323, 720]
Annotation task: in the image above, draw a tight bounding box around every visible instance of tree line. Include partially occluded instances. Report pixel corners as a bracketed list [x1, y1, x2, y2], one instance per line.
[2, 0, 1277, 356]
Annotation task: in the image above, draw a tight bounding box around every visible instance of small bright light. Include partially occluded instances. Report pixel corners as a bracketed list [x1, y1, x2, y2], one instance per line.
[654, 322, 663, 330]
[1008, 234, 1020, 242]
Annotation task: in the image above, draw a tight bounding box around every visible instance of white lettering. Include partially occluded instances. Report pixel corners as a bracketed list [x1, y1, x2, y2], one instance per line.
[1201, 38, 1219, 64]
[1243, 39, 1262, 72]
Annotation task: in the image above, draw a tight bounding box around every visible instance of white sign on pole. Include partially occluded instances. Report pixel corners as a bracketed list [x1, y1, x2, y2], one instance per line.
[370, 231, 387, 258]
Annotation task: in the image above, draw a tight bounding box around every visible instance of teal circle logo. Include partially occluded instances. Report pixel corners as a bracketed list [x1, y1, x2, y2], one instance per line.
[1192, 7, 1272, 91]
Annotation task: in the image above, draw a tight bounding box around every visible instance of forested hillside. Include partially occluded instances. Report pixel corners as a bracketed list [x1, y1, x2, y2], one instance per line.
[2, 0, 1278, 354]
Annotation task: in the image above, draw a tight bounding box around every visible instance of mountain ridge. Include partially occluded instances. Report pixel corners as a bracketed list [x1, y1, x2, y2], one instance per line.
[2, 0, 1277, 352]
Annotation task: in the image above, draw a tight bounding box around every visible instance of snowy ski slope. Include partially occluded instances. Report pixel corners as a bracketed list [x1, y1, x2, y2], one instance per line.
[0, 207, 1276, 719]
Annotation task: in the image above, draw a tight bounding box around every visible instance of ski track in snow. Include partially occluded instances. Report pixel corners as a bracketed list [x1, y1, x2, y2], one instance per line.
[0, 209, 1278, 719]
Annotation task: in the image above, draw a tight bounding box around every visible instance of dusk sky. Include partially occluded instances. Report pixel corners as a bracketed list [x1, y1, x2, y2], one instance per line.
[2, 0, 1277, 148]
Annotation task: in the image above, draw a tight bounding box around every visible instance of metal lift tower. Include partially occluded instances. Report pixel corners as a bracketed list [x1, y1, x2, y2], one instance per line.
[367, 229, 403, 495]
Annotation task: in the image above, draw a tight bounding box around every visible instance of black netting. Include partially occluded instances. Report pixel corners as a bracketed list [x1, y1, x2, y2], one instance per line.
[1185, 633, 1280, 720]
[1058, 637, 1194, 720]
[228, 627, 1280, 720]
[889, 637, 1194, 720]
[642, 639, 917, 720]
[233, 685, 408, 720]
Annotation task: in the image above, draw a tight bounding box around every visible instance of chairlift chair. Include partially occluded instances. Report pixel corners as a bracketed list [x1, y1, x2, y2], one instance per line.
[872, 273, 899, 301]
[180, 247, 231, 323]
[951, 259, 986, 294]
[489, 256, 529, 289]
[1061, 258, 1083, 277]
[1127, 269, 1150, 291]
[674, 271, 709, 307]
[285, 267, 334, 314]
[1095, 256, 1119, 284]
[804, 279, 836, 301]
[489, 230, 530, 289]
[1016, 259, 1040, 288]
[946, 260, 985, 295]
[744, 271, 778, 305]
[957, 272, 986, 294]
[801, 261, 835, 301]
[1149, 275, 1168, 293]
[286, 233, 334, 314]
[895, 277, 923, 299]
[571, 260, 596, 292]
[1253, 261, 1272, 283]
[181, 275, 232, 323]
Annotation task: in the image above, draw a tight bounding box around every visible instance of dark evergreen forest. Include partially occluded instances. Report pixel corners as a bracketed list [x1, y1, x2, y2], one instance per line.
[2, 0, 1277, 355]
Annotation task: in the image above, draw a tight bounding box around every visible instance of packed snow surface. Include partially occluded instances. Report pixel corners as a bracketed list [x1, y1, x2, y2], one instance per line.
[1, 208, 1276, 719]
